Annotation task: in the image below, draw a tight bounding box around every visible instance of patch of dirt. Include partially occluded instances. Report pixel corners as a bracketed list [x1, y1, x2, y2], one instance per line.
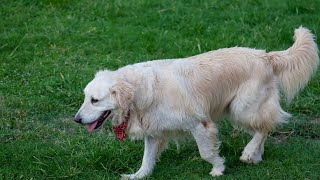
[310, 117, 320, 125]
[230, 128, 241, 138]
[59, 117, 76, 134]
[270, 131, 294, 144]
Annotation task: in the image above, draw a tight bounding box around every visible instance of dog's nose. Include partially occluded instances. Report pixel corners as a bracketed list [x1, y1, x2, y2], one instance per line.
[74, 114, 82, 124]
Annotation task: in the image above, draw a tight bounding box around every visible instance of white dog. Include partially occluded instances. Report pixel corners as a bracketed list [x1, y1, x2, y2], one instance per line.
[74, 27, 319, 179]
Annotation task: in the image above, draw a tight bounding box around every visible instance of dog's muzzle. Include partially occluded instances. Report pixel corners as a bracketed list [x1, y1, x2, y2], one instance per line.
[74, 114, 82, 124]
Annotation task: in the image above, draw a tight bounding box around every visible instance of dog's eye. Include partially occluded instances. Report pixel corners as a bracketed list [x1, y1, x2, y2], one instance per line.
[91, 97, 99, 104]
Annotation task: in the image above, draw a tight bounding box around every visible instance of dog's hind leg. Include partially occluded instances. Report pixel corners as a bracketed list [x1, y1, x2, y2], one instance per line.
[230, 79, 291, 164]
[191, 121, 225, 177]
[239, 132, 267, 163]
[121, 136, 167, 179]
[239, 106, 290, 164]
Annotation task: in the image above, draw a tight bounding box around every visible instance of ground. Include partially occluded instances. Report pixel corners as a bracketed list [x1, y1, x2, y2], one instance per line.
[1, 0, 320, 179]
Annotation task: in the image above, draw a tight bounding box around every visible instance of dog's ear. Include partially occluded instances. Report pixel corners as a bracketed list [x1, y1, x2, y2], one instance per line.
[110, 79, 134, 110]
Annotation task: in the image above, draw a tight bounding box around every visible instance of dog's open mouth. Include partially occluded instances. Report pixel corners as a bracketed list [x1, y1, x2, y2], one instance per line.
[86, 110, 111, 132]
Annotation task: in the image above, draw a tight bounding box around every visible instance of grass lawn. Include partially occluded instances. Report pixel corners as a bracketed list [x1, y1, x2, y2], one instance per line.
[1, 0, 320, 179]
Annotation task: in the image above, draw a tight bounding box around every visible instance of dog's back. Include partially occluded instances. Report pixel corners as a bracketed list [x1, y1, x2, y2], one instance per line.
[154, 27, 319, 122]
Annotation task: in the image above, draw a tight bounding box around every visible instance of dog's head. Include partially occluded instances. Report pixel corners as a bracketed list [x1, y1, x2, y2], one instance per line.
[74, 70, 134, 132]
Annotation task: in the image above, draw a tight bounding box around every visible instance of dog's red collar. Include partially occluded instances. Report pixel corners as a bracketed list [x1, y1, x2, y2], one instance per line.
[112, 111, 130, 141]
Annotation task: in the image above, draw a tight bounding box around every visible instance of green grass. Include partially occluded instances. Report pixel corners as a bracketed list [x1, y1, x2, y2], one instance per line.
[1, 0, 320, 179]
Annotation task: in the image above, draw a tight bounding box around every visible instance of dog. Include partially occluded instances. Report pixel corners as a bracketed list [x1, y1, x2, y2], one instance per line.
[74, 27, 319, 179]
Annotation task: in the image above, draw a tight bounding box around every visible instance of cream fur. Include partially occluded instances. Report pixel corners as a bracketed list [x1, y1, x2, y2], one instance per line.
[75, 27, 319, 179]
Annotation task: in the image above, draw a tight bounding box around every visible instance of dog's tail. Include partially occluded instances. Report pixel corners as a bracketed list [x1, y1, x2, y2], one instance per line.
[267, 27, 319, 102]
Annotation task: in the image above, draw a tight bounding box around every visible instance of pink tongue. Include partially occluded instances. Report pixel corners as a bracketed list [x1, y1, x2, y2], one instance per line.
[86, 121, 98, 132]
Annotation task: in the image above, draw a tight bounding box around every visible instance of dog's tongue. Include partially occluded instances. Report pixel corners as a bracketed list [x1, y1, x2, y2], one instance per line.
[86, 121, 98, 132]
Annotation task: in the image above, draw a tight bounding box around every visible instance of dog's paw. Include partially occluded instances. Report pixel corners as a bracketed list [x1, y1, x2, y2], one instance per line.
[240, 150, 262, 164]
[209, 167, 224, 177]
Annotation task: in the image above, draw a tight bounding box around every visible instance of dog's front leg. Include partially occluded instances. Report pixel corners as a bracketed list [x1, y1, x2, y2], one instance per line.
[192, 121, 225, 176]
[121, 136, 161, 179]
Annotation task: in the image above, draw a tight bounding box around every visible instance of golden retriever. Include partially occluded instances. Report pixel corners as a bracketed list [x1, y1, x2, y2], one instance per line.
[74, 27, 318, 179]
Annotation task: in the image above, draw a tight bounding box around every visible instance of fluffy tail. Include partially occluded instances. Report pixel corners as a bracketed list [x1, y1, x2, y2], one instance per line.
[267, 27, 319, 102]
